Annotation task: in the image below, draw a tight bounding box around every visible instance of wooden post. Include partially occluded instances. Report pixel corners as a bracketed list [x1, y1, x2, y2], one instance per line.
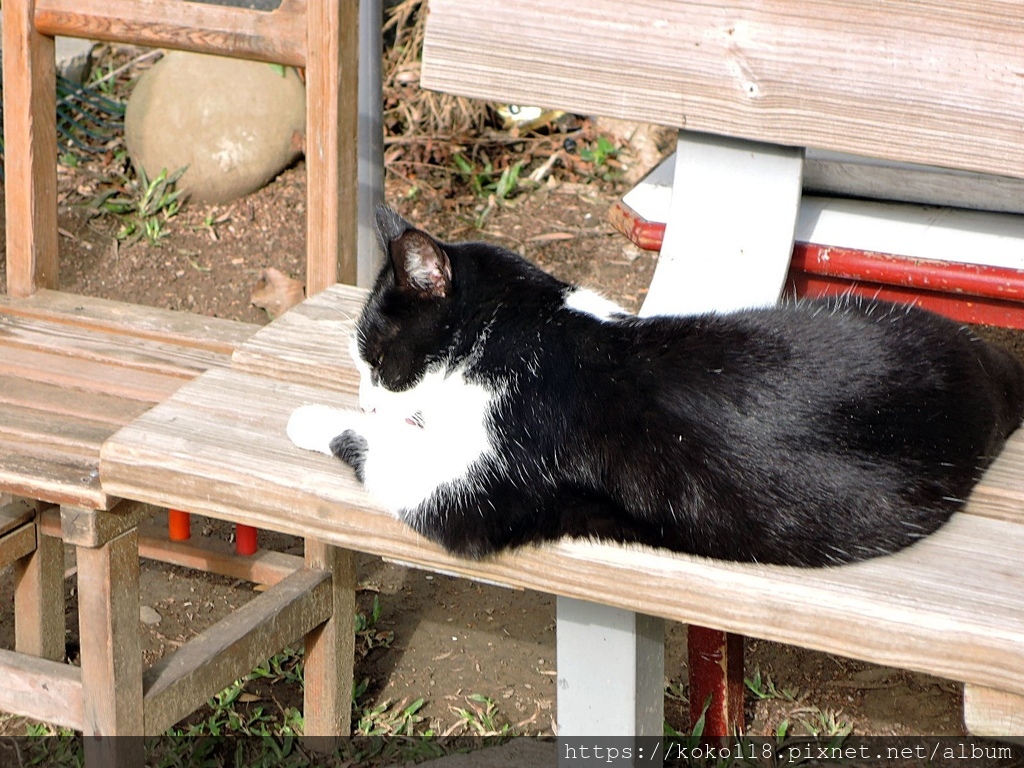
[688, 627, 744, 736]
[14, 521, 65, 662]
[76, 526, 144, 767]
[306, 0, 361, 292]
[357, 0, 385, 287]
[302, 538, 356, 748]
[2, 0, 60, 296]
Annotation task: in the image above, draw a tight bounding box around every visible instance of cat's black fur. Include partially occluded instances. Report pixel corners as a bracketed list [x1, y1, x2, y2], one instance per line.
[330, 206, 1024, 566]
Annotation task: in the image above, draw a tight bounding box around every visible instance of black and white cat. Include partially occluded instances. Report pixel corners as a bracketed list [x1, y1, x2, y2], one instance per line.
[288, 206, 1024, 566]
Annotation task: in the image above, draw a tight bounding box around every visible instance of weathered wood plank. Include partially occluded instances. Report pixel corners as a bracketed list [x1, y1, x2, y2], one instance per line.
[35, 0, 307, 68]
[964, 685, 1024, 738]
[77, 529, 144, 736]
[100, 367, 1024, 697]
[143, 567, 331, 736]
[137, 520, 302, 586]
[231, 284, 367, 391]
[0, 648, 83, 731]
[303, 540, 355, 744]
[61, 500, 153, 548]
[0, 401, 125, 455]
[2, 0, 58, 295]
[0, 312, 240, 378]
[50, 506, 291, 589]
[305, 0, 360, 291]
[0, 498, 36, 538]
[0, 375, 150, 426]
[964, 432, 1024, 525]
[0, 344, 189, 403]
[0, 523, 38, 567]
[0, 290, 256, 355]
[0, 445, 108, 510]
[14, 522, 65, 661]
[421, 0, 1024, 180]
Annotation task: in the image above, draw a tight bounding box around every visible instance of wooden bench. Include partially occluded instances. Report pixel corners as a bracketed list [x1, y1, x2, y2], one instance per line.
[79, 0, 1024, 752]
[1, 0, 379, 763]
[415, 0, 1024, 740]
[101, 283, 1024, 738]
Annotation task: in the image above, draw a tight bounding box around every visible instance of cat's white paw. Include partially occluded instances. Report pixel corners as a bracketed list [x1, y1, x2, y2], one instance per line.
[287, 404, 357, 455]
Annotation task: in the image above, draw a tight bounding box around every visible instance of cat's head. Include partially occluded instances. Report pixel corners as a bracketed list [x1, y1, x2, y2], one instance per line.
[352, 207, 460, 411]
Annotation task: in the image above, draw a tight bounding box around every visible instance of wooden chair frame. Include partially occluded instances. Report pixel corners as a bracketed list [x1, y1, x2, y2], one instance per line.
[1, 1, 376, 761]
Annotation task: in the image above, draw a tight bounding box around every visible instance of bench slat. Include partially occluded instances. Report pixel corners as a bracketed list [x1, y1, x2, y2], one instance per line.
[0, 289, 256, 355]
[0, 293, 255, 509]
[1, 448, 105, 509]
[0, 375, 147, 426]
[231, 284, 366, 391]
[422, 0, 1024, 180]
[0, 344, 193, 403]
[0, 401, 125, 454]
[100, 367, 1024, 696]
[34, 0, 307, 68]
[0, 312, 236, 379]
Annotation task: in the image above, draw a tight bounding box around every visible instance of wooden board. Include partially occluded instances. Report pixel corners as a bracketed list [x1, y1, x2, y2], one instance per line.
[0, 290, 256, 355]
[964, 685, 1024, 738]
[421, 0, 1024, 180]
[142, 567, 331, 735]
[304, 0, 360, 291]
[0, 649, 83, 731]
[100, 366, 1024, 696]
[0, 293, 254, 509]
[231, 283, 367, 392]
[35, 0, 307, 67]
[2, 0, 58, 296]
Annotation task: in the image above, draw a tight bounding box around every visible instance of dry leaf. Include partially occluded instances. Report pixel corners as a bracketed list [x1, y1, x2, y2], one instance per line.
[250, 267, 305, 320]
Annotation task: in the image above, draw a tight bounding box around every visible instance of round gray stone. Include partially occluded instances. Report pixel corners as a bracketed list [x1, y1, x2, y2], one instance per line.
[125, 51, 305, 204]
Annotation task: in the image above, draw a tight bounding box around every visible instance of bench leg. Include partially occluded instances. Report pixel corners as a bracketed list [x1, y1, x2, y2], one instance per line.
[302, 539, 356, 750]
[556, 596, 664, 744]
[14, 520, 65, 661]
[77, 528, 144, 766]
[964, 684, 1024, 741]
[688, 626, 744, 736]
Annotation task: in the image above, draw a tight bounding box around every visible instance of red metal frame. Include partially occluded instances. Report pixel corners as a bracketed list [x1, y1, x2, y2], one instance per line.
[610, 200, 1024, 329]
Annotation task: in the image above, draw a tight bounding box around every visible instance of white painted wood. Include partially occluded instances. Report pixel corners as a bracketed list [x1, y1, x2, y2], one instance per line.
[641, 132, 803, 317]
[556, 596, 664, 743]
[796, 197, 1024, 271]
[627, 150, 1024, 222]
[622, 154, 1024, 271]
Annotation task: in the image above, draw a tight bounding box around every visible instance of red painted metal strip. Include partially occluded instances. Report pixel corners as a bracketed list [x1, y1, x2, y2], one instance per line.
[687, 626, 744, 736]
[791, 243, 1024, 304]
[610, 200, 1024, 327]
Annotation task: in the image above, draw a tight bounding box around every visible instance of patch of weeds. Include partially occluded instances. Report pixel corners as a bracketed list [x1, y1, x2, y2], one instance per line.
[793, 705, 853, 740]
[745, 668, 798, 702]
[447, 694, 511, 737]
[355, 697, 429, 736]
[451, 152, 526, 226]
[20, 722, 83, 768]
[90, 164, 188, 245]
[356, 594, 395, 657]
[577, 135, 621, 181]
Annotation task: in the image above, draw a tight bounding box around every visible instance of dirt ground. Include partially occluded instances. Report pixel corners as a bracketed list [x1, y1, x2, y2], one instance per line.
[1, 82, 1021, 746]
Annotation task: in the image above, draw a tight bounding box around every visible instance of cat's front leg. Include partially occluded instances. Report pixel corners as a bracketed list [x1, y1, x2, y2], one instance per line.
[287, 404, 365, 454]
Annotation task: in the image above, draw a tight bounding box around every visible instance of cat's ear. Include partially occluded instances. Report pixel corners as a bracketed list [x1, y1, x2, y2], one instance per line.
[376, 206, 452, 298]
[389, 229, 453, 298]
